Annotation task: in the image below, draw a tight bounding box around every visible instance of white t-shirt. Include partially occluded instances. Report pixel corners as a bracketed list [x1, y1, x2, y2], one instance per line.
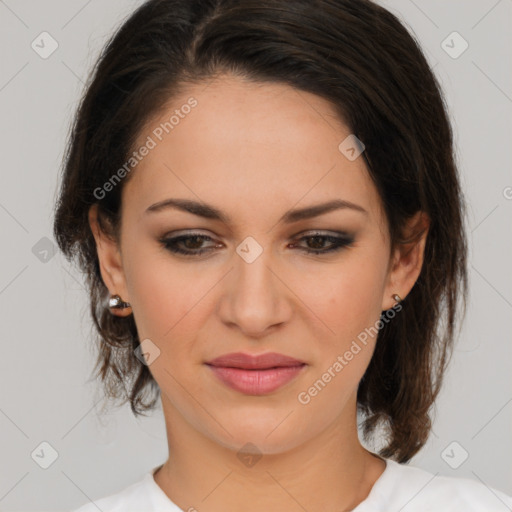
[71, 458, 512, 511]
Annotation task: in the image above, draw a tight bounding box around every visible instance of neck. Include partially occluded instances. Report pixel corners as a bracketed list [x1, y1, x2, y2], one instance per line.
[153, 395, 386, 512]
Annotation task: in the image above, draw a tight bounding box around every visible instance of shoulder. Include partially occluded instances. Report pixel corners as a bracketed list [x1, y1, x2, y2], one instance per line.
[377, 459, 512, 512]
[70, 472, 157, 512]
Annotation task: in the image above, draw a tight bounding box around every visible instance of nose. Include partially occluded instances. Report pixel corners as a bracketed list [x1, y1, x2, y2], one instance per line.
[217, 244, 292, 339]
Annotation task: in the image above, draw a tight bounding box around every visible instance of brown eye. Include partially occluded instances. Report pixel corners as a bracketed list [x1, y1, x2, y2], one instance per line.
[160, 234, 220, 256]
[183, 236, 206, 249]
[292, 232, 354, 255]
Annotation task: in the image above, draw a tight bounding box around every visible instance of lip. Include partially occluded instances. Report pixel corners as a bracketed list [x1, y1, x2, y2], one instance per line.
[206, 352, 305, 369]
[205, 352, 306, 395]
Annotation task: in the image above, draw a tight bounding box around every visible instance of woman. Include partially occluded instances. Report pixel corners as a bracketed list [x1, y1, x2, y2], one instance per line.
[53, 0, 512, 510]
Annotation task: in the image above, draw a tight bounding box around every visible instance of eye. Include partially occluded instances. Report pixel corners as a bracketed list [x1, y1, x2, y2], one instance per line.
[159, 231, 355, 258]
[159, 233, 221, 256]
[290, 232, 354, 255]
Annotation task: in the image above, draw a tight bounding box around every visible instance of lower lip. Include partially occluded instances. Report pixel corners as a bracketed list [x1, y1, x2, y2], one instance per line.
[206, 364, 306, 395]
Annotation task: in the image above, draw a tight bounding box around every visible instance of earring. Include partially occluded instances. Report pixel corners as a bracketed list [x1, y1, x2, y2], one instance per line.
[392, 293, 402, 304]
[108, 294, 132, 316]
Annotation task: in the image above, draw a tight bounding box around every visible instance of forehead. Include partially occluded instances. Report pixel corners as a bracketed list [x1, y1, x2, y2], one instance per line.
[123, 73, 383, 227]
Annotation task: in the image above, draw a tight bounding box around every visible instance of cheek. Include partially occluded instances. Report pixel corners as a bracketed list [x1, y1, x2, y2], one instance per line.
[123, 242, 200, 339]
[294, 263, 384, 419]
[299, 254, 388, 340]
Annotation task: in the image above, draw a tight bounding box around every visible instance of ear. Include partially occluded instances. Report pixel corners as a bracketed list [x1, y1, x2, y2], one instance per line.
[381, 211, 430, 311]
[88, 204, 131, 314]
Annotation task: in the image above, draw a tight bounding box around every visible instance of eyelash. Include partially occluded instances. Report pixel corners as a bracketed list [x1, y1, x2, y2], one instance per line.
[159, 232, 354, 257]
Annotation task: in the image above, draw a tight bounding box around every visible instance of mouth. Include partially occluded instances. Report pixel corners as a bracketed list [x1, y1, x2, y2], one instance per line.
[206, 351, 305, 369]
[205, 352, 307, 395]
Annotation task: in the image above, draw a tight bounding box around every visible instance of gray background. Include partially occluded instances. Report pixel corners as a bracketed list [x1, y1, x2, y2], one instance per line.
[0, 0, 511, 510]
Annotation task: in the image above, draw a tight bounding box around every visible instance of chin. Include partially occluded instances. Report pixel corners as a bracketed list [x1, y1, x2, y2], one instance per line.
[203, 415, 309, 456]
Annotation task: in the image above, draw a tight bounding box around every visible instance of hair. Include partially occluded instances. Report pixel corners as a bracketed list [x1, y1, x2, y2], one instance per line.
[53, 0, 468, 463]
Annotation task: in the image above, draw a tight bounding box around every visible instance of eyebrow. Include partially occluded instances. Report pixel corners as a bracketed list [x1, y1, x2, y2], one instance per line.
[145, 198, 368, 223]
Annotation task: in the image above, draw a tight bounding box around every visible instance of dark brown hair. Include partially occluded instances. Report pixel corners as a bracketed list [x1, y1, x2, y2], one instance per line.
[53, 0, 468, 463]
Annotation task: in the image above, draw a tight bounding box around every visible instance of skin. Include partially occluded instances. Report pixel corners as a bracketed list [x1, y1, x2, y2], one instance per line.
[89, 73, 429, 512]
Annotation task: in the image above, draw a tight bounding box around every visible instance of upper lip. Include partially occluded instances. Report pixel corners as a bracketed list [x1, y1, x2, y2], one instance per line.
[206, 352, 305, 370]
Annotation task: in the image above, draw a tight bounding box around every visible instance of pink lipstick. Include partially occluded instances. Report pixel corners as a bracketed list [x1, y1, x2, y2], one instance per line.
[205, 352, 306, 395]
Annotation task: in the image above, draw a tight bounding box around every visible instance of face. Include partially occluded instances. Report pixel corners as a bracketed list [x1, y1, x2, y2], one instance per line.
[90, 73, 427, 456]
